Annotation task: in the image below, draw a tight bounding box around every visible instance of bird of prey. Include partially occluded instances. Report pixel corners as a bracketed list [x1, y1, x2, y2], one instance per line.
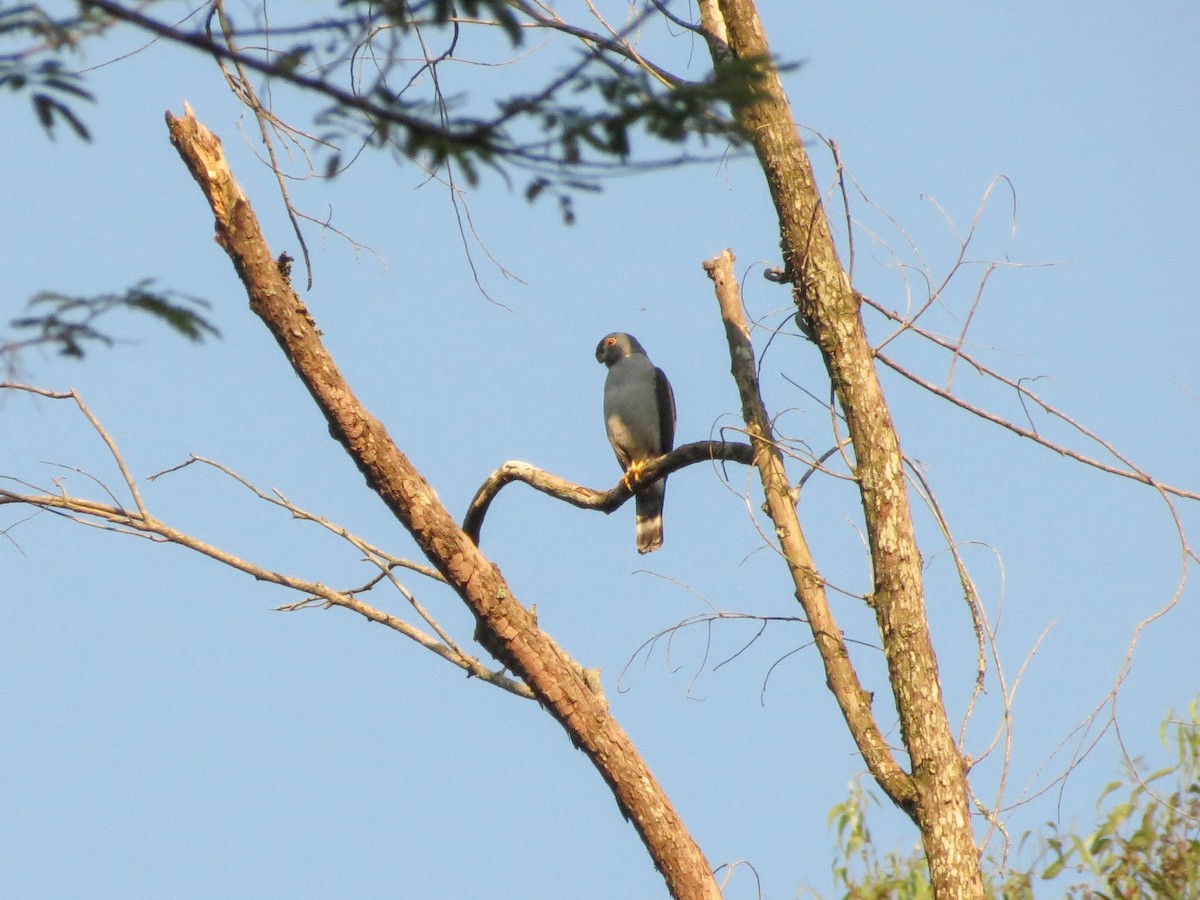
[595, 332, 677, 553]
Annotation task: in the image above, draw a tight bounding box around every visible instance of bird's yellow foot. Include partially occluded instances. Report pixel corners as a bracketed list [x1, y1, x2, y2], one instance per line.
[622, 459, 647, 491]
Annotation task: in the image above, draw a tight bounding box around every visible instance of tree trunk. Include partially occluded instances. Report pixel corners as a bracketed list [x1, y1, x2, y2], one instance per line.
[701, 2, 986, 896]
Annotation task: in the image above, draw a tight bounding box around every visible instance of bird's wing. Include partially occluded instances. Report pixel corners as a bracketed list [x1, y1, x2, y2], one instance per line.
[654, 366, 675, 455]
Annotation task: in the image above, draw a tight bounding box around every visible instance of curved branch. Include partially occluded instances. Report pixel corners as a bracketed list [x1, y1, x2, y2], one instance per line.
[81, 0, 702, 176]
[463, 439, 752, 544]
[83, 0, 488, 152]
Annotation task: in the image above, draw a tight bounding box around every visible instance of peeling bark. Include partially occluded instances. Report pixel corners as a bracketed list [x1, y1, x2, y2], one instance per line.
[165, 104, 720, 900]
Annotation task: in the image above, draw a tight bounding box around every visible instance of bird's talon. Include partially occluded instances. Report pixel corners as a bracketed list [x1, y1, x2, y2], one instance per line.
[622, 460, 646, 491]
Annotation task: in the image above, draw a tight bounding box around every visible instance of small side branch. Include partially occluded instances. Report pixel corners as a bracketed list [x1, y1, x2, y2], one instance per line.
[463, 440, 752, 544]
[0, 484, 531, 698]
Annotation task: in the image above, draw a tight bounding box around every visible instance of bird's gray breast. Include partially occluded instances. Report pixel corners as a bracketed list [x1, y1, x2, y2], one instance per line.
[604, 354, 663, 460]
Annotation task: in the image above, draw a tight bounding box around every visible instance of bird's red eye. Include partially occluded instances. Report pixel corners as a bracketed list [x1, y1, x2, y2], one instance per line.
[605, 337, 616, 346]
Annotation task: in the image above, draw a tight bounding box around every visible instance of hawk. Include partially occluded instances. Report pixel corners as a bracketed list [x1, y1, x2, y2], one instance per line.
[595, 332, 677, 553]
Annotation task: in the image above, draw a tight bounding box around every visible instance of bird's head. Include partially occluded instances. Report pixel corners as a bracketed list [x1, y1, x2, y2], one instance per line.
[595, 332, 645, 366]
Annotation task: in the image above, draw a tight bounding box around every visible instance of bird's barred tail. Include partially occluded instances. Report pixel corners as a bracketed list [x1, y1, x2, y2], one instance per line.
[635, 486, 666, 554]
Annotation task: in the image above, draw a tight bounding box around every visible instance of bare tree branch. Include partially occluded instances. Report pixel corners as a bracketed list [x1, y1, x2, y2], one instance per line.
[83, 0, 490, 152]
[865, 320, 1200, 502]
[704, 249, 915, 806]
[0, 384, 530, 696]
[463, 439, 752, 544]
[163, 104, 721, 900]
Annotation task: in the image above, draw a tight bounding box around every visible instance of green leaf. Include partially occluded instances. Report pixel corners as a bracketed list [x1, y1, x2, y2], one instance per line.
[7, 281, 220, 362]
[1041, 856, 1065, 881]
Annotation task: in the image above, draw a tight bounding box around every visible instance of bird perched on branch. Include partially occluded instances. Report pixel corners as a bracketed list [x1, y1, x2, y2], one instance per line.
[595, 332, 676, 553]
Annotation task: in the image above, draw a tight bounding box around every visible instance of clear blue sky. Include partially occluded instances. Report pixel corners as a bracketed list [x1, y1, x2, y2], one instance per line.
[3, 2, 1198, 897]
